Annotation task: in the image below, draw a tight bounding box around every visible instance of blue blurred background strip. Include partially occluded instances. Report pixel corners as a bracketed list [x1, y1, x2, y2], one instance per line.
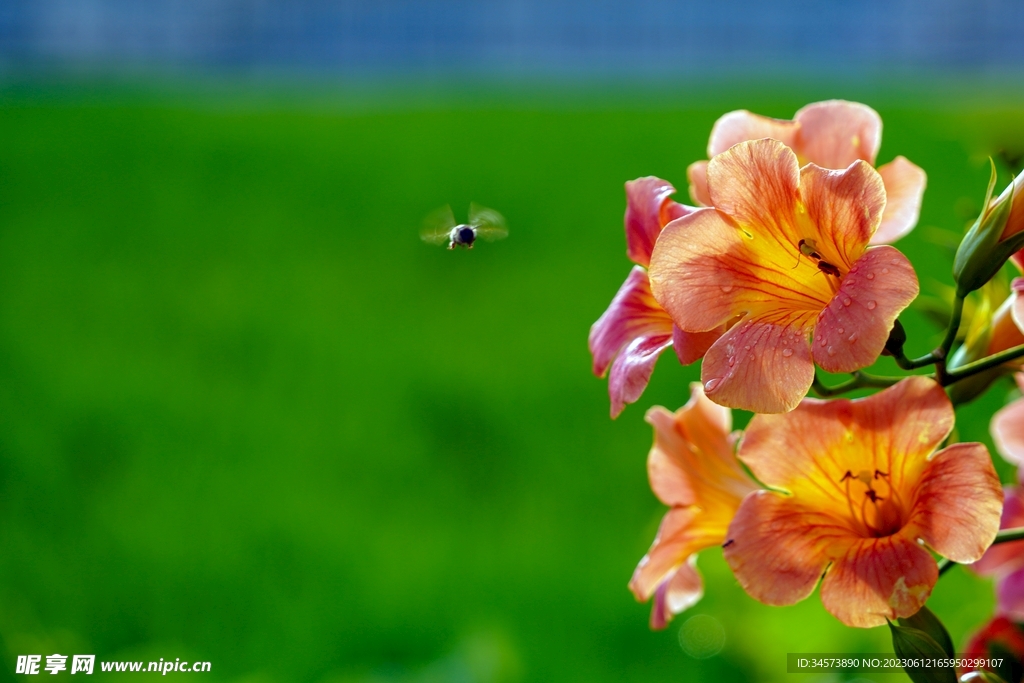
[2, 0, 1024, 77]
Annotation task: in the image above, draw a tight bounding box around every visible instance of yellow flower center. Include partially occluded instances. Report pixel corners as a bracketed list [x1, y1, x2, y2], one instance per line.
[840, 469, 905, 538]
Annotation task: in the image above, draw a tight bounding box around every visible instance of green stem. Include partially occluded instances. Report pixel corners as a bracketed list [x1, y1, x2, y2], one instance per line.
[891, 296, 964, 373]
[938, 526, 1024, 576]
[893, 349, 939, 370]
[943, 343, 1024, 385]
[811, 371, 903, 398]
[939, 294, 966, 360]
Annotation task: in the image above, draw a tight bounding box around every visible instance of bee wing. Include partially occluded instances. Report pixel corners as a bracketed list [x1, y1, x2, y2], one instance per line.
[468, 202, 508, 242]
[420, 205, 456, 245]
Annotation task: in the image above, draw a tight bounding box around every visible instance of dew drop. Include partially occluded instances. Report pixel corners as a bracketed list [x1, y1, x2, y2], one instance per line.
[846, 279, 856, 287]
[743, 345, 751, 351]
[782, 348, 794, 357]
[827, 346, 836, 356]
[721, 284, 734, 293]
[891, 258, 901, 265]
[866, 300, 877, 310]
[819, 338, 828, 347]
[837, 327, 845, 335]
[882, 268, 889, 275]
[842, 297, 852, 307]
[704, 378, 721, 392]
[728, 356, 736, 367]
[848, 333, 858, 343]
[866, 272, 875, 280]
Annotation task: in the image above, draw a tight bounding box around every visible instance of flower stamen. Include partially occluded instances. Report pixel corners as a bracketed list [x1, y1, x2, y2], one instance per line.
[840, 469, 902, 537]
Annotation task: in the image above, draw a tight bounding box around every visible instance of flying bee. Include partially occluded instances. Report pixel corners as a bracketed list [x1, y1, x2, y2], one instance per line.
[420, 203, 509, 250]
[795, 238, 842, 278]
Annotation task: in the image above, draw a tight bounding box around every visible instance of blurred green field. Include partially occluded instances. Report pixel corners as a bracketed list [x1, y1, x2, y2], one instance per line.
[0, 86, 1022, 683]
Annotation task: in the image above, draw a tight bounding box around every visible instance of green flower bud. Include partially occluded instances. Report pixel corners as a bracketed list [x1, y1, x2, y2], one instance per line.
[954, 166, 1024, 296]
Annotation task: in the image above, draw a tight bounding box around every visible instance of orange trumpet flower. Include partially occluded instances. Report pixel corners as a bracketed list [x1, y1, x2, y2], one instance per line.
[629, 384, 756, 629]
[650, 138, 919, 413]
[723, 377, 1002, 627]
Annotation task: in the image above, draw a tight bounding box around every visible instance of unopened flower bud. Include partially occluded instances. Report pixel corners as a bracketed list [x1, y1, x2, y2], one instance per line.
[954, 170, 1024, 295]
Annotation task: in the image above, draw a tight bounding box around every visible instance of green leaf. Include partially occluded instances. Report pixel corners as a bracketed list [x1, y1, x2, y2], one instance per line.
[899, 606, 956, 658]
[888, 620, 957, 683]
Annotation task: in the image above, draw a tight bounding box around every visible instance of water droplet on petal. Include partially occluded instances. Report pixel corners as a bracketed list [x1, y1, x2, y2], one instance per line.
[866, 300, 877, 310]
[721, 284, 734, 293]
[819, 338, 827, 347]
[837, 327, 845, 335]
[882, 268, 889, 275]
[866, 272, 875, 280]
[846, 279, 856, 287]
[848, 333, 858, 342]
[782, 348, 793, 357]
[827, 346, 836, 356]
[728, 356, 736, 367]
[891, 258, 901, 265]
[743, 345, 751, 351]
[842, 297, 852, 307]
[704, 378, 721, 392]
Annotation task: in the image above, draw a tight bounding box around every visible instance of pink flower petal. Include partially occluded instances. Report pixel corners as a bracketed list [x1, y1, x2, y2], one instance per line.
[649, 558, 704, 630]
[590, 266, 673, 377]
[871, 156, 927, 245]
[724, 491, 846, 606]
[819, 530, 937, 627]
[908, 442, 1003, 563]
[972, 485, 1024, 577]
[589, 266, 676, 418]
[625, 177, 691, 268]
[707, 110, 799, 157]
[687, 161, 711, 206]
[608, 333, 673, 418]
[700, 318, 814, 414]
[793, 100, 882, 168]
[997, 567, 1024, 621]
[672, 325, 724, 366]
[993, 397, 1024, 467]
[812, 246, 920, 373]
